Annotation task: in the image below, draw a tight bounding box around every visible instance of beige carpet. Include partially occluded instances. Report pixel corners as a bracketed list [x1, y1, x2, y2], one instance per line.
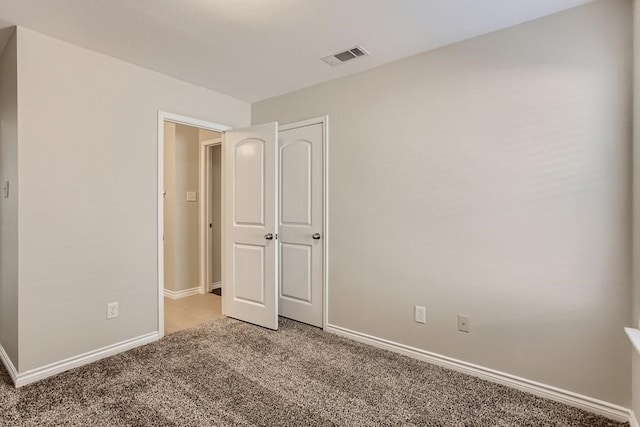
[0, 318, 628, 426]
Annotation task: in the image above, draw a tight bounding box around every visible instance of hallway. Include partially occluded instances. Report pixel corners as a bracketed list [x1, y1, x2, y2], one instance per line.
[164, 293, 222, 335]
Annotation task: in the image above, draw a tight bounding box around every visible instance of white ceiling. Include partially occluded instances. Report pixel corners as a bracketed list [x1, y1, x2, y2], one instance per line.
[0, 0, 595, 102]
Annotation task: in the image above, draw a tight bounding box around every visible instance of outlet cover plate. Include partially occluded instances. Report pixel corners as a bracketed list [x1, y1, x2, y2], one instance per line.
[415, 306, 426, 324]
[107, 302, 119, 320]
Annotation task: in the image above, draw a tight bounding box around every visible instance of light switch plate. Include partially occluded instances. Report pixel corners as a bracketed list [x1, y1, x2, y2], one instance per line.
[458, 314, 470, 333]
[186, 191, 197, 202]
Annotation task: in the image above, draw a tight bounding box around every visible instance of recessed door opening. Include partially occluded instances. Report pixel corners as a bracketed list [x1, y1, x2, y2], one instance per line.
[204, 142, 223, 297]
[161, 119, 224, 336]
[157, 112, 328, 338]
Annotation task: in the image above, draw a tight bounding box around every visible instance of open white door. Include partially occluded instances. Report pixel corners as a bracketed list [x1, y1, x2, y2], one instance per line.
[223, 122, 278, 330]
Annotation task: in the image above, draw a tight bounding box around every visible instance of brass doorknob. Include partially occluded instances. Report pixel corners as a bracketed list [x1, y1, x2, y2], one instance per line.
[312, 233, 321, 240]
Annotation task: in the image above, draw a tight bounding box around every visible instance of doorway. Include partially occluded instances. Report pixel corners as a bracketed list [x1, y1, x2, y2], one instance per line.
[157, 113, 328, 337]
[158, 112, 231, 337]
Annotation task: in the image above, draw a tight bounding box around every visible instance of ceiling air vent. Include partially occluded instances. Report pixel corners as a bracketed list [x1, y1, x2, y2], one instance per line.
[321, 45, 370, 67]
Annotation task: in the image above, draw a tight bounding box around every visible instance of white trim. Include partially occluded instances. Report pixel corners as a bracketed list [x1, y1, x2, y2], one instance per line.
[199, 138, 222, 296]
[158, 113, 165, 338]
[0, 343, 18, 384]
[208, 281, 222, 292]
[630, 412, 640, 427]
[158, 111, 232, 340]
[322, 116, 329, 331]
[325, 323, 631, 422]
[163, 286, 203, 300]
[220, 133, 227, 316]
[11, 332, 159, 388]
[160, 112, 232, 132]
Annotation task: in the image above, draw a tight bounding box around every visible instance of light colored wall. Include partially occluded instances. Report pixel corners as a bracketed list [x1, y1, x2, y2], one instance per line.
[632, 0, 640, 420]
[210, 145, 222, 284]
[171, 124, 200, 292]
[164, 123, 201, 293]
[199, 129, 219, 141]
[163, 122, 177, 292]
[0, 29, 18, 370]
[15, 26, 250, 372]
[254, 0, 633, 406]
[634, 351, 640, 423]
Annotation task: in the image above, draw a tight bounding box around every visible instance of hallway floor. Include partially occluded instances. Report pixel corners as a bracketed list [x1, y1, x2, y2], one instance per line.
[164, 292, 223, 335]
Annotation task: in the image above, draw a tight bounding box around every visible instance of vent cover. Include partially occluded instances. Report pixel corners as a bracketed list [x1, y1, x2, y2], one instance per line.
[321, 45, 370, 67]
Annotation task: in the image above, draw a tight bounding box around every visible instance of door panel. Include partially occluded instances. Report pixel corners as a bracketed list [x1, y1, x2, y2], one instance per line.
[233, 244, 265, 304]
[281, 140, 311, 225]
[224, 122, 278, 330]
[278, 123, 323, 327]
[281, 243, 312, 302]
[234, 139, 265, 225]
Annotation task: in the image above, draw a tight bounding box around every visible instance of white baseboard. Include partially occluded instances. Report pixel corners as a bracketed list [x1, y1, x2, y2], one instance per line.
[5, 332, 159, 388]
[207, 281, 221, 292]
[164, 286, 202, 300]
[630, 411, 640, 427]
[325, 323, 631, 423]
[0, 343, 18, 385]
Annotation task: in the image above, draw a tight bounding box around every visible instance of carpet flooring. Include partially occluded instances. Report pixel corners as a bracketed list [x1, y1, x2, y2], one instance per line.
[0, 318, 628, 426]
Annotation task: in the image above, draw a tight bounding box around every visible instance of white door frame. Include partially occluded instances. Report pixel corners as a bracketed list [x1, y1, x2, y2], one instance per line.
[199, 137, 222, 295]
[279, 116, 329, 330]
[158, 112, 330, 336]
[158, 111, 231, 338]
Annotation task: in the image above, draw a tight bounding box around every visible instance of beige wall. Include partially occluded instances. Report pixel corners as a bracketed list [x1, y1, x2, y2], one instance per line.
[254, 0, 633, 406]
[632, 0, 640, 420]
[199, 129, 219, 141]
[164, 123, 205, 293]
[634, 351, 640, 423]
[171, 124, 200, 292]
[0, 29, 18, 370]
[15, 26, 250, 372]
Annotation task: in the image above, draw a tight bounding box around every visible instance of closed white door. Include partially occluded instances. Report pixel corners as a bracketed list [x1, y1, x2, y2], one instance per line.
[278, 122, 323, 327]
[223, 122, 278, 330]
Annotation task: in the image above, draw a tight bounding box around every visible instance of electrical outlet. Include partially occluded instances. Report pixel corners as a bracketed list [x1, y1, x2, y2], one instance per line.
[414, 306, 426, 324]
[458, 314, 470, 333]
[106, 302, 119, 320]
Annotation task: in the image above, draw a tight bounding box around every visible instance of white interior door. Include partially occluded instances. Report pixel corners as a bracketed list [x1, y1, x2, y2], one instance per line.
[224, 122, 278, 330]
[278, 122, 323, 327]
